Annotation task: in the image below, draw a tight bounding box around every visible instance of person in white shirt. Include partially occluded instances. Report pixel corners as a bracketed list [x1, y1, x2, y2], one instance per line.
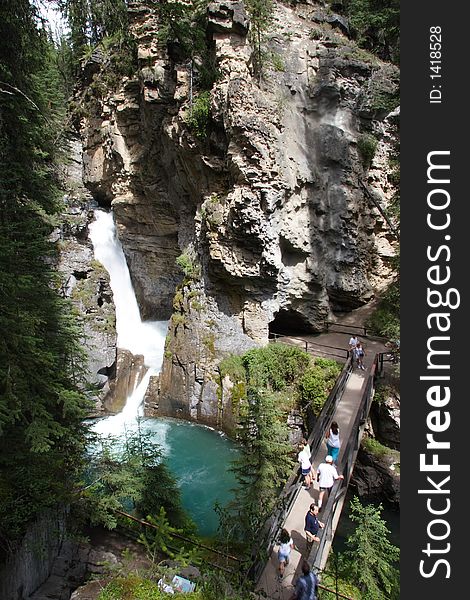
[277, 528, 294, 579]
[354, 342, 365, 370]
[348, 335, 359, 366]
[316, 455, 344, 509]
[348, 335, 358, 350]
[325, 421, 341, 464]
[298, 442, 313, 490]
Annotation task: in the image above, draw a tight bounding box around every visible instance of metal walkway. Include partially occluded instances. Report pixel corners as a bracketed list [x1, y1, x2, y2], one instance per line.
[253, 331, 387, 599]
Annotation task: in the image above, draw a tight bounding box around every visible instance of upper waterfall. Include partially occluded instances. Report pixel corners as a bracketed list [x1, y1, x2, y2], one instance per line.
[88, 209, 167, 430]
[88, 210, 167, 371]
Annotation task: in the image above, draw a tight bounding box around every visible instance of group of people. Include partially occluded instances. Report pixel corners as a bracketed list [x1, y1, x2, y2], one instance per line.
[275, 422, 345, 593]
[296, 422, 343, 501]
[272, 335, 367, 596]
[348, 334, 366, 370]
[277, 526, 319, 599]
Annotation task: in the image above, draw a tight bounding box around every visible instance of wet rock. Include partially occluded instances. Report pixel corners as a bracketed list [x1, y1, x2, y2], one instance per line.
[351, 446, 400, 506]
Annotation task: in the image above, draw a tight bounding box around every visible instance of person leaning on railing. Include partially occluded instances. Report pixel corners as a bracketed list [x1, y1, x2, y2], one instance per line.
[304, 503, 324, 551]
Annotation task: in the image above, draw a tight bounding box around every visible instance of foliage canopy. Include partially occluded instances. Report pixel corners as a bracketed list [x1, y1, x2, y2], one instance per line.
[341, 496, 400, 599]
[0, 0, 91, 553]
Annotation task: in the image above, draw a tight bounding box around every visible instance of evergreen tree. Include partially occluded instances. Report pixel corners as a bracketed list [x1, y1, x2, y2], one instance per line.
[154, 0, 217, 92]
[344, 0, 400, 63]
[245, 0, 274, 78]
[227, 388, 293, 545]
[0, 0, 90, 555]
[83, 429, 195, 533]
[341, 496, 400, 599]
[58, 0, 130, 74]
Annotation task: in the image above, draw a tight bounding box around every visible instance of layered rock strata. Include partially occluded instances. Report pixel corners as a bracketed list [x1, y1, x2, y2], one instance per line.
[76, 0, 399, 427]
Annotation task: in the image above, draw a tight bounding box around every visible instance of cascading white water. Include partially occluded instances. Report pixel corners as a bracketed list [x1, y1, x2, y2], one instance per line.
[86, 211, 239, 536]
[88, 210, 168, 436]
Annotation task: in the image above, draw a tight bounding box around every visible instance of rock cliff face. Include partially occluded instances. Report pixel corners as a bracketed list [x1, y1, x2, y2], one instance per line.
[75, 0, 399, 427]
[56, 139, 146, 413]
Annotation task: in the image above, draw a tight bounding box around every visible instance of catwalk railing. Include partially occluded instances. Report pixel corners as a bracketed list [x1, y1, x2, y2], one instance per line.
[269, 332, 350, 361]
[247, 355, 353, 583]
[308, 353, 379, 573]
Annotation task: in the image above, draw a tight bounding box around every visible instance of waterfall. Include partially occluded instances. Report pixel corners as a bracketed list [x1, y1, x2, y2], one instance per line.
[88, 210, 167, 435]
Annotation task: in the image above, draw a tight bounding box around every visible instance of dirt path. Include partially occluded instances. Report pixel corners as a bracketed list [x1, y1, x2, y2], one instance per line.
[330, 298, 383, 328]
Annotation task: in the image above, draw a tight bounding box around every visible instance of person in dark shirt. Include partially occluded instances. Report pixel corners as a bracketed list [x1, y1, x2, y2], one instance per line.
[304, 503, 324, 551]
[289, 560, 319, 600]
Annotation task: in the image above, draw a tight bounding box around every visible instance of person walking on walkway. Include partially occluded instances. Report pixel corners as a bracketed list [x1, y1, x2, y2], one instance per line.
[304, 503, 324, 551]
[354, 341, 365, 370]
[298, 441, 313, 490]
[277, 528, 294, 580]
[348, 335, 358, 366]
[289, 560, 319, 600]
[316, 455, 344, 509]
[325, 421, 341, 464]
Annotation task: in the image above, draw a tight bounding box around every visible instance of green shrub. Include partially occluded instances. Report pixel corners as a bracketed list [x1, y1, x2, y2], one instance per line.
[361, 436, 396, 460]
[185, 91, 211, 140]
[219, 355, 246, 383]
[320, 569, 362, 600]
[242, 343, 311, 390]
[372, 383, 394, 405]
[270, 51, 285, 72]
[176, 253, 200, 280]
[365, 279, 400, 339]
[345, 0, 399, 64]
[219, 355, 247, 410]
[297, 358, 342, 416]
[370, 88, 399, 114]
[219, 348, 340, 417]
[357, 133, 378, 168]
[388, 159, 400, 187]
[98, 574, 204, 600]
[171, 314, 186, 328]
[309, 27, 323, 40]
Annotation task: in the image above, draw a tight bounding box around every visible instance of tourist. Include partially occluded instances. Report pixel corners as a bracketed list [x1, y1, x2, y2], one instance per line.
[301, 437, 311, 456]
[325, 421, 341, 464]
[354, 342, 365, 370]
[304, 503, 324, 550]
[277, 528, 294, 580]
[289, 560, 319, 600]
[316, 455, 344, 509]
[348, 335, 358, 365]
[301, 437, 315, 480]
[298, 441, 313, 490]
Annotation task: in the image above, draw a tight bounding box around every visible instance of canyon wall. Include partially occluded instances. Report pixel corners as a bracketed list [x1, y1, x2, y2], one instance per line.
[74, 0, 399, 426]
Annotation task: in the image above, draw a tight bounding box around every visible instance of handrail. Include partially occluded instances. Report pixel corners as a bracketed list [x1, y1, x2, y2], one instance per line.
[308, 354, 378, 573]
[269, 332, 349, 360]
[324, 321, 390, 346]
[248, 357, 352, 583]
[324, 321, 367, 336]
[317, 583, 355, 600]
[114, 509, 241, 564]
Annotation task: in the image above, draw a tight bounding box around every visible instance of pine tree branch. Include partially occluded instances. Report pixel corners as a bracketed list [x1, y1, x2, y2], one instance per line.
[0, 81, 52, 125]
